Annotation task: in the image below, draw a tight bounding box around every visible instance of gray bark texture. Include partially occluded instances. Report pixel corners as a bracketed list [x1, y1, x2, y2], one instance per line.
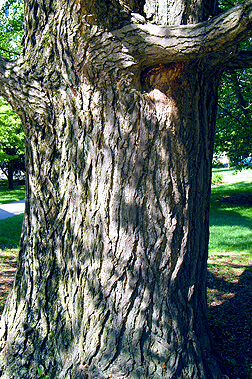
[0, 0, 252, 378]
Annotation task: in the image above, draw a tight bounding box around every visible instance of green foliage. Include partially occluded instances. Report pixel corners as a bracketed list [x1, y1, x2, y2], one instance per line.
[0, 0, 24, 58]
[0, 96, 24, 163]
[0, 1, 25, 186]
[37, 365, 49, 379]
[218, 0, 245, 11]
[215, 69, 252, 165]
[214, 1, 252, 165]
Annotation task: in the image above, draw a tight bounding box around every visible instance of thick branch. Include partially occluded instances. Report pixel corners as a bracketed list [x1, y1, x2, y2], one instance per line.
[0, 56, 32, 115]
[113, 1, 252, 67]
[2, 0, 252, 101]
[0, 55, 50, 121]
[0, 56, 17, 102]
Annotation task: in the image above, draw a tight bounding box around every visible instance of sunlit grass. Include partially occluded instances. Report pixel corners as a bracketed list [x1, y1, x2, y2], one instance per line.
[208, 168, 252, 379]
[209, 223, 252, 253]
[212, 167, 252, 184]
[209, 169, 252, 254]
[0, 182, 25, 204]
[208, 168, 252, 309]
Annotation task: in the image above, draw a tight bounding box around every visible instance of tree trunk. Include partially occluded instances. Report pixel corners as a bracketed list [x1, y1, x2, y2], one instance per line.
[7, 161, 14, 190]
[0, 59, 223, 378]
[2, 0, 252, 377]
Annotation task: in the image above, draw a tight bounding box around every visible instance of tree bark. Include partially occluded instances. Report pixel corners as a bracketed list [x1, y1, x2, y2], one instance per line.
[0, 60, 223, 379]
[0, 0, 251, 378]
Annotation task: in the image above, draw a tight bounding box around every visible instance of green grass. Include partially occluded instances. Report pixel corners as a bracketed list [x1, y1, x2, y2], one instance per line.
[0, 181, 24, 311]
[209, 168, 252, 254]
[0, 182, 25, 204]
[211, 166, 252, 184]
[0, 214, 24, 248]
[208, 167, 252, 379]
[0, 181, 25, 248]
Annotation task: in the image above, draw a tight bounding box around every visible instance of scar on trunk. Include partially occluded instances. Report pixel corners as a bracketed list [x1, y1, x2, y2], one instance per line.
[141, 63, 186, 102]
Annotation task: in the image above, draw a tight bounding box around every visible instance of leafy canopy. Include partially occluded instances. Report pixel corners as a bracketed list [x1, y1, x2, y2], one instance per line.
[0, 0, 24, 170]
[0, 96, 24, 163]
[0, 0, 24, 59]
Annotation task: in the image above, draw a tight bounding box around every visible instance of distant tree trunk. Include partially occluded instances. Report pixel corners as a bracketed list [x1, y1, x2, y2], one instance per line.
[7, 160, 14, 190]
[0, 0, 252, 378]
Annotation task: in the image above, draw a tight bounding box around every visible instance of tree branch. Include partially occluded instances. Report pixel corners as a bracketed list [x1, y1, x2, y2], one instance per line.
[218, 103, 244, 127]
[0, 55, 48, 120]
[2, 0, 252, 104]
[0, 55, 27, 111]
[112, 0, 252, 68]
[0, 55, 15, 101]
[230, 71, 250, 116]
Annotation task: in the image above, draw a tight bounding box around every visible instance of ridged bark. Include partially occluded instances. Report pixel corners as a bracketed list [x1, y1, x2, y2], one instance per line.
[0, 0, 251, 378]
[1, 59, 223, 378]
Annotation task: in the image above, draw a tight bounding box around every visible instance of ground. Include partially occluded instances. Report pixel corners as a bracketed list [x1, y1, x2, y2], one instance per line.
[0, 248, 17, 312]
[207, 253, 252, 379]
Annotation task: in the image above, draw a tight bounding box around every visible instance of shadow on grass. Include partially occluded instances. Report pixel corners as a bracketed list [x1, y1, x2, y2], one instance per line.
[0, 185, 26, 204]
[211, 181, 252, 200]
[0, 214, 23, 249]
[207, 266, 252, 379]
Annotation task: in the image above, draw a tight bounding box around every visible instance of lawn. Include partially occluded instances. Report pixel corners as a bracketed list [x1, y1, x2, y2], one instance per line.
[0, 172, 251, 377]
[0, 182, 25, 312]
[210, 169, 252, 254]
[0, 248, 18, 312]
[0, 181, 25, 204]
[208, 168, 252, 379]
[0, 213, 23, 313]
[0, 214, 24, 249]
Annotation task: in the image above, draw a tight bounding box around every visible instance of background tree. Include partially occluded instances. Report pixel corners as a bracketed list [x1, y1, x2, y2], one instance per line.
[0, 0, 252, 378]
[0, 96, 25, 189]
[215, 66, 252, 165]
[0, 0, 24, 189]
[0, 0, 24, 58]
[214, 1, 252, 166]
